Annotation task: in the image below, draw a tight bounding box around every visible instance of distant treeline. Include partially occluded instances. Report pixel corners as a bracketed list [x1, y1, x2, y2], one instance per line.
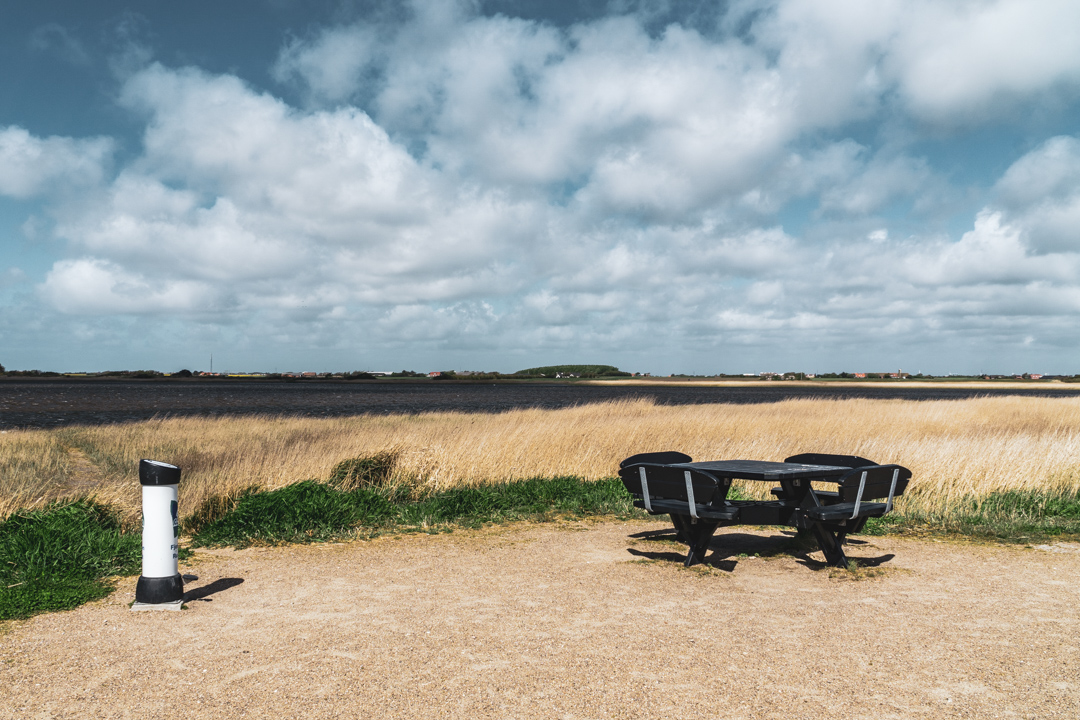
[0, 364, 635, 380]
[2, 362, 1077, 382]
[512, 365, 631, 378]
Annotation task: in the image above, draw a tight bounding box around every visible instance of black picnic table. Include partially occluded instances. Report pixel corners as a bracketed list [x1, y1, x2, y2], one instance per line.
[618, 453, 911, 567]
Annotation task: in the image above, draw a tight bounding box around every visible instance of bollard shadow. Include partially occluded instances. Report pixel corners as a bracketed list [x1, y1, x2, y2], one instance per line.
[183, 577, 244, 603]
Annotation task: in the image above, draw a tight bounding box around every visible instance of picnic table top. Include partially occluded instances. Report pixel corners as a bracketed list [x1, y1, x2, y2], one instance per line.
[655, 459, 853, 481]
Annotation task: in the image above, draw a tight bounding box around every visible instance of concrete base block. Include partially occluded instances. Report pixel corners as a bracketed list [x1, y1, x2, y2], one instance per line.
[131, 600, 183, 612]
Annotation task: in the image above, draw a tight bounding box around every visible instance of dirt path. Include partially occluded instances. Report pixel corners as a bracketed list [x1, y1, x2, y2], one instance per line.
[58, 446, 107, 496]
[2, 521, 1078, 719]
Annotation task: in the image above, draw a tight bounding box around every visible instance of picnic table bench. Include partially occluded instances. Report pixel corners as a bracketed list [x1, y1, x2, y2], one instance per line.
[618, 451, 911, 567]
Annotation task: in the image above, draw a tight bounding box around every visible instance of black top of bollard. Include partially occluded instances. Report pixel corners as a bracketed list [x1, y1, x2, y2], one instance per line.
[139, 459, 181, 486]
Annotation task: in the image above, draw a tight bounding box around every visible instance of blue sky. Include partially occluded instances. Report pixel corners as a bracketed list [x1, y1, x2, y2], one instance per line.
[2, 0, 1080, 375]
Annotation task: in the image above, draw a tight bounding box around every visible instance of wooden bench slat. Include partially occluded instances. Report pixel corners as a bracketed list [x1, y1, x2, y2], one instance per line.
[806, 501, 888, 521]
[632, 499, 739, 521]
[618, 463, 723, 506]
[836, 465, 911, 502]
[771, 486, 841, 501]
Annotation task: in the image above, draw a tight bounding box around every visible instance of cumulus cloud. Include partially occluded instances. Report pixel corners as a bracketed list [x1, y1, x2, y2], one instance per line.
[0, 127, 114, 199]
[755, 0, 1080, 123]
[889, 0, 1080, 120]
[993, 136, 1080, 253]
[41, 258, 220, 314]
[19, 0, 1080, 370]
[901, 211, 1079, 286]
[47, 63, 540, 317]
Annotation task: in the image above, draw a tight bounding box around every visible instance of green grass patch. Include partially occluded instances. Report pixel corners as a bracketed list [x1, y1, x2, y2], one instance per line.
[190, 476, 638, 548]
[0, 500, 141, 621]
[862, 489, 1080, 541]
[181, 485, 261, 535]
[190, 481, 394, 546]
[394, 476, 635, 528]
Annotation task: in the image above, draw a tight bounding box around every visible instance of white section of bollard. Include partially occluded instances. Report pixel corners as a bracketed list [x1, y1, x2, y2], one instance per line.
[133, 459, 184, 609]
[141, 483, 179, 578]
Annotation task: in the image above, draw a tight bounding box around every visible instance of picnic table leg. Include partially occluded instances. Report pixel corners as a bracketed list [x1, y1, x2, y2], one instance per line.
[669, 513, 690, 543]
[809, 522, 848, 567]
[682, 519, 719, 567]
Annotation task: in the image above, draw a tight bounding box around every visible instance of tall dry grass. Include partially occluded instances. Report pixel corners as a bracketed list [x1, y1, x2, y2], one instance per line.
[2, 395, 1079, 523]
[0, 429, 72, 514]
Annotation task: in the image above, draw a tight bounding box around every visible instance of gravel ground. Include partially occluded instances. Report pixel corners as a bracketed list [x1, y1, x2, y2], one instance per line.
[2, 521, 1078, 719]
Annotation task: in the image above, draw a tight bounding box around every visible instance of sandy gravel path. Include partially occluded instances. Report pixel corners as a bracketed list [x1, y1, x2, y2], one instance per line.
[2, 521, 1078, 719]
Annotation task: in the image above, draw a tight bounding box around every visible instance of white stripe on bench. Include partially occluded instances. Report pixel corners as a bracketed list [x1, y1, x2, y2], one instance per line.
[885, 468, 899, 513]
[638, 466, 653, 513]
[850, 470, 868, 519]
[684, 470, 698, 519]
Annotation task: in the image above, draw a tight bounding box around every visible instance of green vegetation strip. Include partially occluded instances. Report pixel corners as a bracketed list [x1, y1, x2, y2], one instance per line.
[3, 475, 1079, 622]
[865, 489, 1080, 540]
[188, 476, 638, 548]
[0, 500, 140, 621]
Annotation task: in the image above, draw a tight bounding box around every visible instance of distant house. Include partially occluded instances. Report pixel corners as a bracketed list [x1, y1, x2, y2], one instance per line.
[854, 373, 867, 378]
[301, 371, 317, 377]
[1030, 374, 1043, 380]
[428, 371, 442, 377]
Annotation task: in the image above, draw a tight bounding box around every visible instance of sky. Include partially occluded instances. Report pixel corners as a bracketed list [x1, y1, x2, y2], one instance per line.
[2, 0, 1080, 375]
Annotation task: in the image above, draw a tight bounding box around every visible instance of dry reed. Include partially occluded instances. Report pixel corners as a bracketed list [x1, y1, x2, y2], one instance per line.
[2, 395, 1079, 523]
[0, 429, 72, 514]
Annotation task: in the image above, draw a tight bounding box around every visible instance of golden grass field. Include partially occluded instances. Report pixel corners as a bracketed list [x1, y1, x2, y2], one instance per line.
[2, 395, 1079, 523]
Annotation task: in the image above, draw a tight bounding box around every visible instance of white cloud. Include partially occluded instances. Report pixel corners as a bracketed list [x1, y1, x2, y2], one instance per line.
[890, 0, 1080, 120]
[17, 1, 1080, 370]
[269, 0, 1080, 227]
[47, 63, 540, 317]
[41, 258, 219, 314]
[0, 126, 113, 199]
[901, 211, 1078, 286]
[819, 152, 933, 216]
[273, 25, 381, 103]
[994, 136, 1080, 253]
[758, 0, 1080, 122]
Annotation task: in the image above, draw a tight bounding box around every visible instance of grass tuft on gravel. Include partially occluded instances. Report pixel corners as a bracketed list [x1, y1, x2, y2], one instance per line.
[0, 500, 140, 620]
[189, 476, 637, 548]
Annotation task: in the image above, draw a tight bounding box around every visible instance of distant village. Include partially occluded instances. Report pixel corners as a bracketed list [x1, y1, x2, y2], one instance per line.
[0, 364, 1070, 382]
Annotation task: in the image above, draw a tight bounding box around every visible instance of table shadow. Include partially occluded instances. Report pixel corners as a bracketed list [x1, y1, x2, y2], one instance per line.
[626, 528, 893, 571]
[183, 577, 244, 603]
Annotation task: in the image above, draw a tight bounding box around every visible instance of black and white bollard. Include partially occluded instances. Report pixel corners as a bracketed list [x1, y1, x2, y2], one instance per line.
[132, 459, 184, 611]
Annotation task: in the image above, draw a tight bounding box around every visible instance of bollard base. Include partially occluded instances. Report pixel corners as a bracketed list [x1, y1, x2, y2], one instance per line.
[134, 573, 184, 604]
[131, 600, 183, 612]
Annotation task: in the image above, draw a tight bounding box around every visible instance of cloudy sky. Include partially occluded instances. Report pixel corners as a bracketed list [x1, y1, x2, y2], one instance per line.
[2, 0, 1079, 375]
